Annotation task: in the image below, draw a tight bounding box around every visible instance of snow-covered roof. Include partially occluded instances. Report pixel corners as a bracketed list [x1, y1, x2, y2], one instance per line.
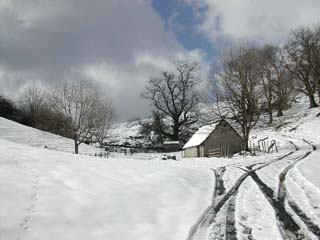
[163, 141, 180, 145]
[183, 122, 220, 149]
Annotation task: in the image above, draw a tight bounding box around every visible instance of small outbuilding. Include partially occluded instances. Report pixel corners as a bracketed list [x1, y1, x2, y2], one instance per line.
[182, 119, 243, 158]
[162, 141, 181, 153]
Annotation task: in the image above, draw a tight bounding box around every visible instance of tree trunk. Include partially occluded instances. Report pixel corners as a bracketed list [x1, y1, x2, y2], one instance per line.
[74, 140, 79, 154]
[317, 77, 320, 103]
[172, 127, 179, 141]
[243, 134, 249, 152]
[308, 94, 318, 108]
[268, 110, 273, 124]
[277, 109, 284, 117]
[172, 120, 180, 141]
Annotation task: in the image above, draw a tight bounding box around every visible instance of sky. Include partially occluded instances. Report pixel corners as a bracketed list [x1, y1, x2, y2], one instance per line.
[0, 0, 320, 121]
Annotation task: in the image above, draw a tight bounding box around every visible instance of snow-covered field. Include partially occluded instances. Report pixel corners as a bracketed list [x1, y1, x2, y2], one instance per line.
[0, 139, 214, 240]
[0, 117, 99, 154]
[1, 96, 320, 240]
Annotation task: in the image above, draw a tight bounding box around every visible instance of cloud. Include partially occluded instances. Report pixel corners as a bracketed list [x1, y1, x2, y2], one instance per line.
[83, 48, 208, 120]
[183, 0, 320, 44]
[0, 0, 207, 120]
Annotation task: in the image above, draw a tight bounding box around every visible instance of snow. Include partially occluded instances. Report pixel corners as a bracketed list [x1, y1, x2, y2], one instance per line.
[1, 94, 320, 240]
[254, 151, 305, 197]
[163, 141, 180, 145]
[236, 178, 283, 240]
[0, 139, 214, 240]
[183, 123, 218, 149]
[287, 151, 320, 227]
[106, 120, 143, 146]
[223, 167, 245, 192]
[0, 117, 98, 154]
[289, 116, 320, 144]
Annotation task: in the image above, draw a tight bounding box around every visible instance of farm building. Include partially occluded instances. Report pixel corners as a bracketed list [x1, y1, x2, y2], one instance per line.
[182, 119, 243, 158]
[162, 141, 181, 152]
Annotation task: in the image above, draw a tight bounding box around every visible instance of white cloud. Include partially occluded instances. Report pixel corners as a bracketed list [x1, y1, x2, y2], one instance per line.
[134, 48, 207, 71]
[83, 47, 209, 120]
[0, 0, 208, 120]
[185, 0, 320, 44]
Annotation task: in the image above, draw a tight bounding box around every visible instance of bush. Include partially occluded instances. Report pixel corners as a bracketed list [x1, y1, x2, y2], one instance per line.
[0, 95, 32, 125]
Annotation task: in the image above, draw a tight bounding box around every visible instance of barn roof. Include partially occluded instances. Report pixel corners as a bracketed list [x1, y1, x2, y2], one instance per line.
[163, 141, 180, 145]
[183, 121, 220, 149]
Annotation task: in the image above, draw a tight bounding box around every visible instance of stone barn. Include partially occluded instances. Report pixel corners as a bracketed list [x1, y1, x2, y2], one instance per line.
[182, 119, 243, 158]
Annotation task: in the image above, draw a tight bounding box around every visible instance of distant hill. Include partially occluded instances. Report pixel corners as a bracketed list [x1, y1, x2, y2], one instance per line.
[105, 95, 320, 148]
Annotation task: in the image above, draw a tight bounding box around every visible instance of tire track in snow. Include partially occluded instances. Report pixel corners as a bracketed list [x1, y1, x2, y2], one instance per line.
[302, 139, 317, 151]
[186, 167, 226, 240]
[289, 141, 299, 151]
[278, 140, 320, 237]
[251, 138, 318, 239]
[225, 196, 236, 240]
[278, 152, 311, 204]
[187, 137, 315, 240]
[249, 168, 304, 239]
[186, 152, 294, 240]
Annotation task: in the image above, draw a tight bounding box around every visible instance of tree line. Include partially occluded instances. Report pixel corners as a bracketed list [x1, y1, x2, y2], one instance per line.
[1, 24, 319, 154]
[0, 80, 115, 154]
[141, 24, 320, 151]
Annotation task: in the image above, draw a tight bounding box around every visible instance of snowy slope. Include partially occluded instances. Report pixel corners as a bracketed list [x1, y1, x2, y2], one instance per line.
[106, 120, 144, 146]
[0, 117, 98, 154]
[1, 95, 320, 240]
[0, 139, 214, 240]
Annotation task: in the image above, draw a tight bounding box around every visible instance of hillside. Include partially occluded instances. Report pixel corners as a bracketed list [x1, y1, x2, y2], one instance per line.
[0, 117, 98, 154]
[106, 96, 320, 147]
[0, 96, 320, 240]
[106, 120, 145, 146]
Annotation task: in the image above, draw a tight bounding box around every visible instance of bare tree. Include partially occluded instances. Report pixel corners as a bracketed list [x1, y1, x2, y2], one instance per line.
[36, 100, 73, 138]
[142, 61, 200, 142]
[0, 94, 28, 124]
[138, 111, 169, 146]
[93, 98, 116, 146]
[52, 79, 114, 154]
[19, 85, 45, 126]
[258, 45, 293, 120]
[311, 24, 320, 103]
[218, 44, 262, 151]
[258, 45, 276, 123]
[285, 27, 318, 108]
[271, 48, 293, 117]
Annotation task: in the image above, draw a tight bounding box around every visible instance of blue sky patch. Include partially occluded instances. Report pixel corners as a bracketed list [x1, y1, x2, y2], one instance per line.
[152, 0, 216, 61]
